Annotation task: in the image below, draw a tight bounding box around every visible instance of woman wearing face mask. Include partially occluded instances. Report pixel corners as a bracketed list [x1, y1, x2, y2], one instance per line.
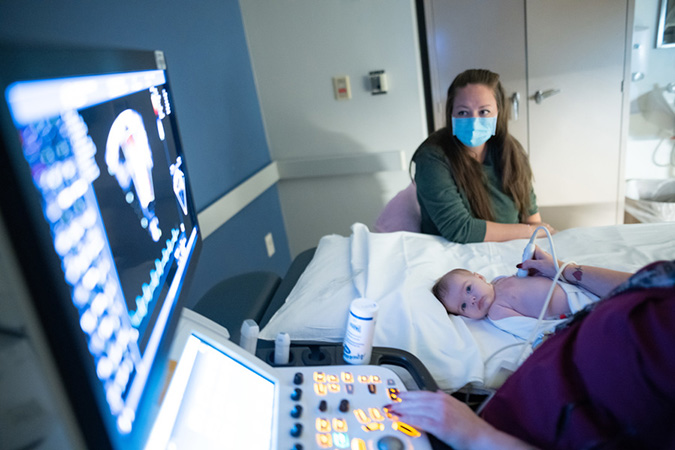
[411, 69, 554, 243]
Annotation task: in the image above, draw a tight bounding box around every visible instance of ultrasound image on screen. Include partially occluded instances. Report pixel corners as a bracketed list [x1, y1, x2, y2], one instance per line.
[7, 70, 198, 433]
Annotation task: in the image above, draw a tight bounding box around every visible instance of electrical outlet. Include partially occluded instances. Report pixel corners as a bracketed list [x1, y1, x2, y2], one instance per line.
[264, 232, 275, 258]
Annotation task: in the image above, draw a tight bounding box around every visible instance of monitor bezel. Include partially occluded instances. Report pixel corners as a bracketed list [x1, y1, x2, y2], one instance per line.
[0, 42, 203, 450]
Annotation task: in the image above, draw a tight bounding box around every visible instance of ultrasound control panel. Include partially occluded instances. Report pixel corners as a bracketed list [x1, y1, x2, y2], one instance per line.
[149, 309, 436, 450]
[275, 365, 432, 450]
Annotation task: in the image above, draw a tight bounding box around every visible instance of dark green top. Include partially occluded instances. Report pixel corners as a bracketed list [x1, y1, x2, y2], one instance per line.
[413, 129, 538, 243]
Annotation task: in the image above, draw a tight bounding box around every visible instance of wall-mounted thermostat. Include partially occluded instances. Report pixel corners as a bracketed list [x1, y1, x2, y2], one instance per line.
[369, 70, 388, 95]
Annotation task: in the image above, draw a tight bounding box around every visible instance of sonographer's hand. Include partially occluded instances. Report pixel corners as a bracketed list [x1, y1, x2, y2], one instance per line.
[385, 391, 534, 449]
[517, 245, 562, 279]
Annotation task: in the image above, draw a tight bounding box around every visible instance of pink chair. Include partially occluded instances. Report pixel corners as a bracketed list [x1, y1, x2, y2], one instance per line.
[373, 182, 421, 233]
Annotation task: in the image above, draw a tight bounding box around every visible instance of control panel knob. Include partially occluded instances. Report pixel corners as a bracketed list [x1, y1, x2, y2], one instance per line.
[290, 423, 303, 438]
[318, 399, 327, 412]
[290, 388, 302, 401]
[293, 372, 304, 385]
[377, 435, 404, 450]
[292, 445, 303, 450]
[290, 404, 303, 418]
[339, 399, 350, 412]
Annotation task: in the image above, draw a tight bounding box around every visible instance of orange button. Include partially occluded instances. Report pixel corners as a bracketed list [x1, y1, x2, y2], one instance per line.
[393, 421, 421, 437]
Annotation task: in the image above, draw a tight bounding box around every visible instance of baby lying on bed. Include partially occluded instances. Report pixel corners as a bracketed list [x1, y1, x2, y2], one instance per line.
[433, 265, 597, 325]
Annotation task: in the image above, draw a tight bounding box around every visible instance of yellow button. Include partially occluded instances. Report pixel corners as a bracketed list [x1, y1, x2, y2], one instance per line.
[363, 422, 384, 432]
[393, 421, 421, 437]
[328, 383, 340, 393]
[351, 438, 366, 450]
[327, 374, 339, 383]
[388, 388, 401, 402]
[314, 383, 327, 396]
[369, 408, 385, 421]
[314, 372, 326, 383]
[316, 433, 332, 448]
[332, 418, 348, 432]
[353, 408, 370, 424]
[341, 372, 354, 383]
[370, 375, 381, 383]
[358, 375, 369, 383]
[316, 418, 331, 433]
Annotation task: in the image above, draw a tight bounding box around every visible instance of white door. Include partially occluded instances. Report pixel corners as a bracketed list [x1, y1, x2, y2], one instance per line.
[526, 0, 629, 227]
[423, 0, 630, 229]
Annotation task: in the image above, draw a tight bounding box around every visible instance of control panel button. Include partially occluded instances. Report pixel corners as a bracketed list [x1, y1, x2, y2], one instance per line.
[377, 435, 405, 450]
[387, 388, 401, 402]
[339, 399, 350, 412]
[393, 421, 422, 438]
[369, 407, 385, 421]
[353, 408, 370, 424]
[316, 432, 332, 448]
[315, 417, 331, 433]
[313, 371, 326, 383]
[290, 423, 303, 438]
[362, 422, 384, 432]
[314, 383, 327, 396]
[351, 438, 367, 450]
[332, 418, 348, 432]
[332, 431, 349, 448]
[290, 404, 303, 418]
[290, 387, 302, 401]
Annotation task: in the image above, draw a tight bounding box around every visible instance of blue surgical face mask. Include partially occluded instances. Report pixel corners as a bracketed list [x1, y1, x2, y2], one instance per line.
[451, 117, 497, 147]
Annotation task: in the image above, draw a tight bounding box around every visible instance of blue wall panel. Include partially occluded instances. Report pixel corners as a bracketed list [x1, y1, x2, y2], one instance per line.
[186, 185, 292, 308]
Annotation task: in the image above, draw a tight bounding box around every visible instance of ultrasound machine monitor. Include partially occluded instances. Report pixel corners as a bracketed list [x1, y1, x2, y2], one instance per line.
[0, 43, 201, 449]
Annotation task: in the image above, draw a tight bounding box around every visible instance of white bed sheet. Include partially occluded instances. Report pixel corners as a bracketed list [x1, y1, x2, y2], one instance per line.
[260, 222, 675, 391]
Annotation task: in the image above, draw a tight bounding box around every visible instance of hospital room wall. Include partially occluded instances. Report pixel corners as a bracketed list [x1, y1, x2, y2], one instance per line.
[0, 0, 293, 305]
[627, 0, 675, 179]
[239, 0, 428, 258]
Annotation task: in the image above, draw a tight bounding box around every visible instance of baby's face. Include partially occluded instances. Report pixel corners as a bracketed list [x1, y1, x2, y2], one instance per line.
[440, 270, 495, 319]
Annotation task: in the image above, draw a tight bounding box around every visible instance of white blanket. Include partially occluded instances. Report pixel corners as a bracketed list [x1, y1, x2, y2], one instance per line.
[260, 222, 675, 391]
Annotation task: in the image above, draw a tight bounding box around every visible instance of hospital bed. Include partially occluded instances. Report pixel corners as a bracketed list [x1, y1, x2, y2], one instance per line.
[195, 221, 675, 395]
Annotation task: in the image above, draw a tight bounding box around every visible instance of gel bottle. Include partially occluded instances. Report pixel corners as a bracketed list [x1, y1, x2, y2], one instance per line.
[343, 298, 379, 365]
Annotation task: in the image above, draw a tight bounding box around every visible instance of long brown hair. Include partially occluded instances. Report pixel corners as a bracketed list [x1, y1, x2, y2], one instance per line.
[416, 69, 533, 221]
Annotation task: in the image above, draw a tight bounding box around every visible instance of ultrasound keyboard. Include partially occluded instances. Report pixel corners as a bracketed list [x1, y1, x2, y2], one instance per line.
[275, 365, 432, 450]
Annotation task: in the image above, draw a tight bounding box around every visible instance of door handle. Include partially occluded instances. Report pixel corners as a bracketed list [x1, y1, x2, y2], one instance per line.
[533, 89, 561, 104]
[510, 92, 520, 120]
